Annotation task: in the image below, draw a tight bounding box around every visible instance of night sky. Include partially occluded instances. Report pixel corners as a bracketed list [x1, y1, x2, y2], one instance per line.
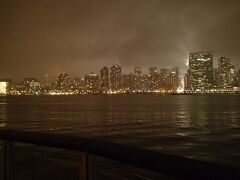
[1, 0, 240, 79]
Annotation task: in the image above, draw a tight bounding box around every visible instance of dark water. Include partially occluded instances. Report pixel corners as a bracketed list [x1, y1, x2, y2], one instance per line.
[0, 95, 240, 167]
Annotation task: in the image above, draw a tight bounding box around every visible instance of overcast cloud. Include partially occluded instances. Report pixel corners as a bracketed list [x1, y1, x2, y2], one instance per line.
[1, 0, 240, 79]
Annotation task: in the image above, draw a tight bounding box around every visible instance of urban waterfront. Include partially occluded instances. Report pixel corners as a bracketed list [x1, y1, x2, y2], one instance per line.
[1, 52, 240, 96]
[1, 0, 240, 178]
[0, 95, 240, 168]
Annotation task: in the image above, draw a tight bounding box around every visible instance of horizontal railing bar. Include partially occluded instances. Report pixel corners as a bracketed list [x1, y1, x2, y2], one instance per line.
[0, 128, 239, 179]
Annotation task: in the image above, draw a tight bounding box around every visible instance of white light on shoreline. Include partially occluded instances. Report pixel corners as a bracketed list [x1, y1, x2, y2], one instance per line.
[0, 82, 7, 94]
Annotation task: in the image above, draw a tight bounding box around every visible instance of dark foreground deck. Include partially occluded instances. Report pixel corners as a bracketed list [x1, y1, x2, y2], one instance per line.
[0, 129, 239, 180]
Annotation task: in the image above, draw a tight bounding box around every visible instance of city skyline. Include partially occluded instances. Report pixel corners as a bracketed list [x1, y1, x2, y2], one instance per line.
[1, 51, 240, 95]
[0, 52, 239, 81]
[1, 0, 240, 79]
[0, 51, 239, 80]
[1, 1, 240, 178]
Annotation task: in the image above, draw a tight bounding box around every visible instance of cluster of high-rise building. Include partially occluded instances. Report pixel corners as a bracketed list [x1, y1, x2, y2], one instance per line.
[0, 52, 240, 95]
[0, 65, 180, 95]
[185, 52, 240, 93]
[84, 65, 180, 94]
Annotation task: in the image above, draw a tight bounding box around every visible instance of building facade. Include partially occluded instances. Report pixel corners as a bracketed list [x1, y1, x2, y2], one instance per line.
[148, 67, 158, 91]
[189, 52, 214, 91]
[85, 73, 99, 94]
[55, 73, 72, 91]
[218, 57, 235, 87]
[133, 67, 142, 91]
[100, 67, 109, 92]
[110, 64, 122, 91]
[169, 68, 179, 90]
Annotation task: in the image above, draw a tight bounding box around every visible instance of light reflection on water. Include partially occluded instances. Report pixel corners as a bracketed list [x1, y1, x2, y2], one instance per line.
[0, 95, 240, 167]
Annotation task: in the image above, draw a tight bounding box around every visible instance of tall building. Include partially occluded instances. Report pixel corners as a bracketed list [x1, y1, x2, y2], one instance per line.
[133, 67, 142, 91]
[85, 72, 99, 94]
[110, 64, 122, 91]
[184, 70, 190, 90]
[122, 73, 135, 91]
[169, 68, 179, 90]
[148, 67, 158, 91]
[218, 57, 235, 87]
[55, 73, 72, 91]
[213, 68, 218, 87]
[140, 74, 149, 92]
[189, 52, 214, 91]
[122, 74, 130, 90]
[237, 67, 240, 86]
[100, 67, 109, 91]
[160, 68, 171, 89]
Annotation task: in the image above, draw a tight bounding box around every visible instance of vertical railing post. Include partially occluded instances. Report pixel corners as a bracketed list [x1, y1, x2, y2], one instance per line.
[83, 153, 89, 180]
[5, 141, 15, 180]
[0, 140, 5, 180]
[78, 152, 88, 180]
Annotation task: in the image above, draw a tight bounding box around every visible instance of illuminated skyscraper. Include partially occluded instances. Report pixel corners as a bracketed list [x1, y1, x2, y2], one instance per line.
[122, 74, 130, 90]
[169, 68, 179, 90]
[218, 57, 235, 87]
[160, 68, 171, 89]
[134, 67, 142, 91]
[110, 64, 122, 91]
[189, 52, 214, 91]
[148, 67, 158, 91]
[122, 73, 135, 92]
[140, 74, 149, 92]
[55, 73, 72, 91]
[100, 67, 109, 91]
[160, 68, 171, 78]
[184, 70, 190, 90]
[213, 68, 218, 87]
[85, 72, 99, 94]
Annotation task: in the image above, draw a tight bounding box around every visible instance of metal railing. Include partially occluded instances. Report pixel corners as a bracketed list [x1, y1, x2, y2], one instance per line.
[0, 129, 239, 180]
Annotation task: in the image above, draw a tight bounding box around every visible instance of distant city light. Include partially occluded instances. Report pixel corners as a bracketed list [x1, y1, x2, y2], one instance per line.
[1, 52, 240, 96]
[177, 87, 184, 94]
[0, 82, 8, 95]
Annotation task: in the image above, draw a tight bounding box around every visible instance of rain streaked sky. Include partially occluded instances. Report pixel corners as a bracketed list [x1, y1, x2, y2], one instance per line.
[1, 0, 240, 79]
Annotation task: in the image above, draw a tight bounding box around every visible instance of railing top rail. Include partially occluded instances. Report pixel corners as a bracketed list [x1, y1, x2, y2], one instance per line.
[0, 128, 239, 179]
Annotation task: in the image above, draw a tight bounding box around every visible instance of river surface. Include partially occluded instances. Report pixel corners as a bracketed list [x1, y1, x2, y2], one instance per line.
[0, 95, 240, 167]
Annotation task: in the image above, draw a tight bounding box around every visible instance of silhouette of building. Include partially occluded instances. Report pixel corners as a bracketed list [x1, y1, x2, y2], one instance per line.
[237, 67, 240, 86]
[184, 70, 190, 90]
[169, 68, 179, 90]
[133, 67, 142, 91]
[148, 67, 158, 91]
[55, 73, 72, 91]
[213, 68, 218, 87]
[85, 72, 99, 94]
[159, 68, 171, 89]
[110, 64, 122, 91]
[100, 67, 109, 92]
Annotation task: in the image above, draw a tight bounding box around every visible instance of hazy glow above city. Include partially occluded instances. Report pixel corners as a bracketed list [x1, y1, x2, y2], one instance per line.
[0, 0, 240, 79]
